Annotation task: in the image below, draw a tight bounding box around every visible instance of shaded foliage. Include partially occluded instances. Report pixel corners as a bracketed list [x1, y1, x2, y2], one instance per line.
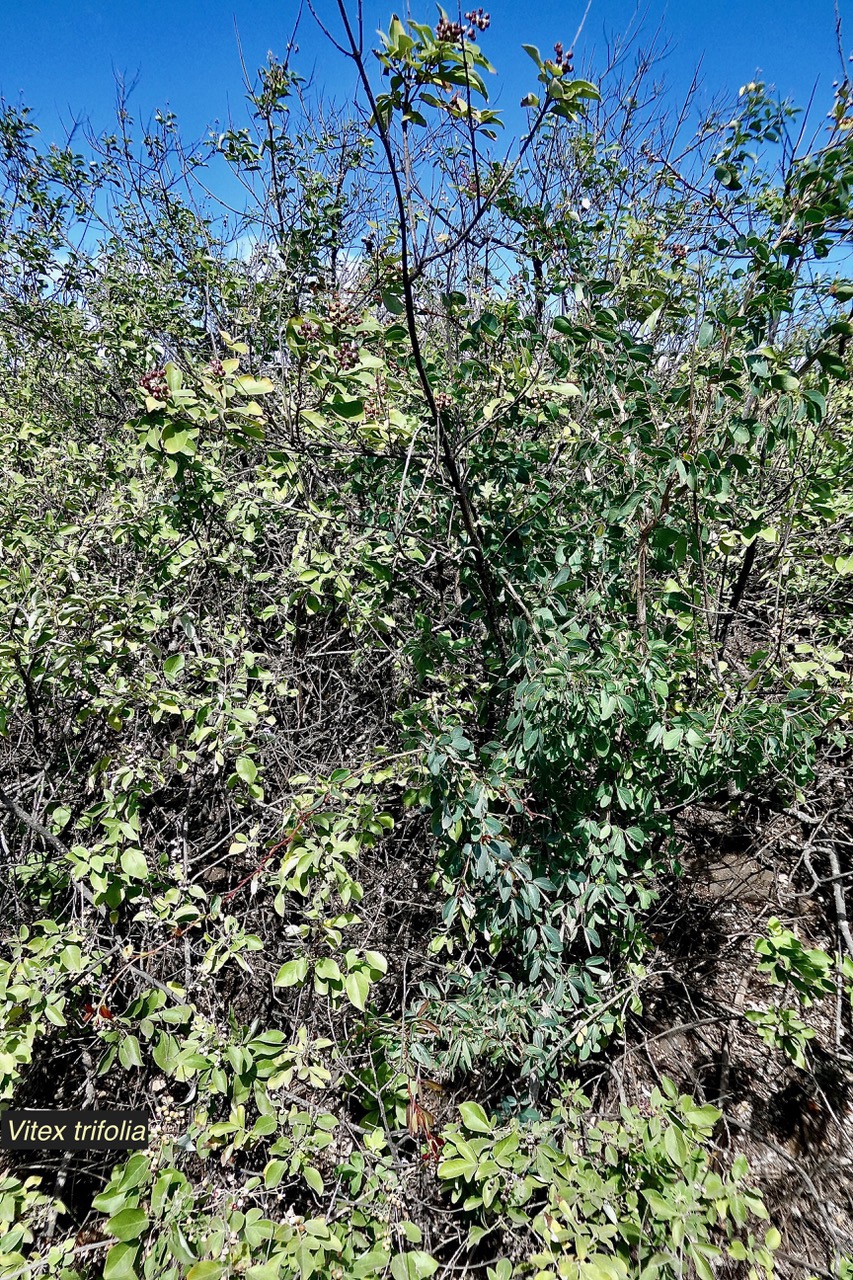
[1, 10, 853, 1280]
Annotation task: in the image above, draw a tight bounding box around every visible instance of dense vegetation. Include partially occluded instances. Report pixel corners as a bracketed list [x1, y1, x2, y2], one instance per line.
[2, 8, 853, 1278]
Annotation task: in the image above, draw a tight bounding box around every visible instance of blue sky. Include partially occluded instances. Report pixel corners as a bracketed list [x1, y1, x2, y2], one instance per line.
[1, 0, 847, 152]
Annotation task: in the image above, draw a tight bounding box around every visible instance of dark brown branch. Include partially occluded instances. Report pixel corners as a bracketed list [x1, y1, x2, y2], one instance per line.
[333, 0, 508, 664]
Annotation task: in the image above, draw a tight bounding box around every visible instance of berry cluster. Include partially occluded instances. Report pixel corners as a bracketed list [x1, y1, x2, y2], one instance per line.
[464, 8, 490, 31]
[434, 390, 453, 412]
[458, 164, 479, 196]
[297, 319, 321, 341]
[436, 11, 489, 41]
[208, 358, 224, 377]
[326, 296, 353, 326]
[507, 270, 526, 298]
[435, 15, 465, 41]
[553, 41, 574, 74]
[337, 340, 359, 370]
[139, 368, 169, 400]
[671, 243, 687, 261]
[364, 373, 388, 420]
[144, 1095, 186, 1173]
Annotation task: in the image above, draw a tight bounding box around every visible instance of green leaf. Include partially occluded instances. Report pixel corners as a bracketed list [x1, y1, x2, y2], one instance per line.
[315, 956, 342, 982]
[120, 848, 149, 880]
[119, 1036, 143, 1069]
[438, 1155, 477, 1180]
[663, 1123, 687, 1165]
[458, 1101, 492, 1133]
[186, 1264, 226, 1280]
[680, 1102, 721, 1129]
[688, 1247, 719, 1280]
[345, 969, 370, 1011]
[352, 1251, 392, 1278]
[642, 1189, 677, 1220]
[715, 163, 742, 190]
[103, 1243, 139, 1280]
[330, 397, 365, 420]
[161, 424, 194, 455]
[235, 375, 275, 395]
[264, 1159, 287, 1189]
[802, 388, 826, 419]
[566, 79, 600, 102]
[388, 14, 407, 46]
[642, 305, 662, 333]
[303, 1165, 324, 1194]
[60, 944, 83, 972]
[390, 1251, 438, 1280]
[831, 279, 853, 301]
[163, 654, 185, 677]
[44, 1000, 66, 1026]
[381, 291, 405, 315]
[106, 1208, 149, 1242]
[274, 957, 309, 987]
[363, 950, 388, 976]
[235, 756, 258, 784]
[765, 1226, 782, 1250]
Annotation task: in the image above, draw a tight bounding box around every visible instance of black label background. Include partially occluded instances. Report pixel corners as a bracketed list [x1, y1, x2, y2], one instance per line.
[0, 1110, 149, 1150]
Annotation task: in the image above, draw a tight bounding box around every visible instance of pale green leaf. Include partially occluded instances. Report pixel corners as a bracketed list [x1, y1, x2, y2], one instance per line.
[458, 1100, 492, 1133]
